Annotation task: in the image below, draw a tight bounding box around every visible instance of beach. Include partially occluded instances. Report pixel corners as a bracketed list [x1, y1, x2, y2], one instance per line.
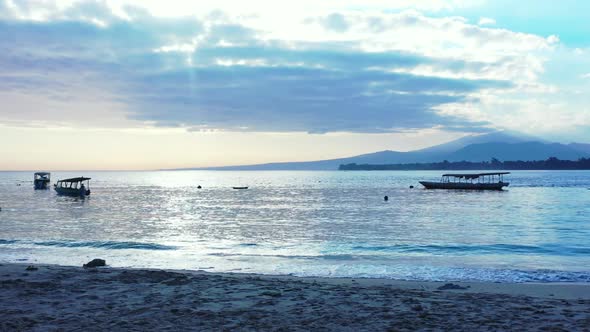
[2, 263, 589, 331]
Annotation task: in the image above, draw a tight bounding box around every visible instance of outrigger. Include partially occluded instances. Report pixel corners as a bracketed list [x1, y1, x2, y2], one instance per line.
[419, 172, 510, 190]
[54, 177, 91, 197]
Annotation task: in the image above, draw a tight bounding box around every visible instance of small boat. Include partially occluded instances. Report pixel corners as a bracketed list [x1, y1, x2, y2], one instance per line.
[54, 177, 91, 197]
[419, 172, 510, 190]
[34, 172, 51, 190]
[232, 186, 248, 190]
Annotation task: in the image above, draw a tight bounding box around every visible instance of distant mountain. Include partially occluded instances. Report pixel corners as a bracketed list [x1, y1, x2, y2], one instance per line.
[170, 131, 590, 171]
[569, 143, 590, 155]
[415, 130, 544, 154]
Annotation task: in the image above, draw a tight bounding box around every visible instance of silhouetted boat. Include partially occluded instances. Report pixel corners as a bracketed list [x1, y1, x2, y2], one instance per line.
[419, 172, 510, 190]
[54, 177, 91, 197]
[232, 186, 248, 190]
[34, 172, 51, 190]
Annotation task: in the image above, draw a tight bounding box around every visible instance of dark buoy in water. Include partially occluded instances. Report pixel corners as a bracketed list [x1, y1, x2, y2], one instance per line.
[384, 195, 389, 201]
[197, 185, 202, 189]
[409, 185, 414, 189]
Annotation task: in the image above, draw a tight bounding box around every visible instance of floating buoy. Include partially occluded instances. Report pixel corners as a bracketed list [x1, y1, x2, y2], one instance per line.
[409, 185, 414, 189]
[197, 185, 202, 189]
[384, 195, 389, 201]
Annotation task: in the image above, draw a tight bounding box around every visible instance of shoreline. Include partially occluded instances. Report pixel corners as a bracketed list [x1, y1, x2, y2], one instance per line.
[162, 266, 590, 300]
[2, 263, 589, 331]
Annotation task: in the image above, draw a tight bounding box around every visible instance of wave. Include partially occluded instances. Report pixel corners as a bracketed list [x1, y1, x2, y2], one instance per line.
[207, 252, 359, 261]
[204, 252, 590, 282]
[290, 266, 590, 283]
[511, 184, 590, 188]
[0, 239, 176, 250]
[206, 243, 590, 261]
[350, 243, 590, 256]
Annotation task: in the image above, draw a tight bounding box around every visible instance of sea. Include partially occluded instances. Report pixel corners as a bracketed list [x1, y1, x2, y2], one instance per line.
[1, 170, 590, 283]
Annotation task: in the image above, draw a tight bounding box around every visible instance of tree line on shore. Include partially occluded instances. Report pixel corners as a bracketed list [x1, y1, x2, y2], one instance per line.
[338, 157, 590, 171]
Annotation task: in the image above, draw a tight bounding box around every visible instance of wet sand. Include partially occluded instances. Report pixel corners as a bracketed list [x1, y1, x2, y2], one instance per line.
[1, 263, 589, 331]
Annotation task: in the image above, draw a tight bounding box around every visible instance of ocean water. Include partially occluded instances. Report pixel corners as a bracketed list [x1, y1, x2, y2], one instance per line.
[1, 170, 590, 283]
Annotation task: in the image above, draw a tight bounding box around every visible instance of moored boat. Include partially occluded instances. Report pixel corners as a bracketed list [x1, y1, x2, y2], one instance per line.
[420, 172, 510, 190]
[54, 177, 91, 197]
[34, 172, 51, 190]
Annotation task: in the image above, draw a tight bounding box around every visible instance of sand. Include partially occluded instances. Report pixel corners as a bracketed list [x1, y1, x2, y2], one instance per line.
[1, 263, 589, 331]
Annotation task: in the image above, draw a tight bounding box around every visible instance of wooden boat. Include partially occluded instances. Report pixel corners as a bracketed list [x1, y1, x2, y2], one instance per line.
[54, 177, 91, 197]
[232, 186, 248, 190]
[419, 172, 510, 190]
[34, 172, 51, 190]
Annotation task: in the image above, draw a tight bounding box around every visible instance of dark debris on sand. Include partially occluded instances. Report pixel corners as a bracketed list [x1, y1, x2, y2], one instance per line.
[437, 283, 470, 290]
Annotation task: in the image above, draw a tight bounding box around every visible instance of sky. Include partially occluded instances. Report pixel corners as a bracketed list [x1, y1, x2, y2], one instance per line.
[1, 0, 589, 170]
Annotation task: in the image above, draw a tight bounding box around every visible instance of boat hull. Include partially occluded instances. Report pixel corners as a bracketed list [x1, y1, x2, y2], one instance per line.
[34, 180, 50, 190]
[419, 181, 509, 190]
[54, 187, 91, 197]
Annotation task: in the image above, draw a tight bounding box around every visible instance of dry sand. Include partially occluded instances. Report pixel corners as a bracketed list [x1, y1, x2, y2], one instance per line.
[1, 263, 590, 331]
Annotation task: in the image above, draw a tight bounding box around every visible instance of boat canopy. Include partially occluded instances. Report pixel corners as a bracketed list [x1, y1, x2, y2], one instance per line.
[34, 172, 51, 176]
[441, 172, 510, 179]
[57, 177, 91, 183]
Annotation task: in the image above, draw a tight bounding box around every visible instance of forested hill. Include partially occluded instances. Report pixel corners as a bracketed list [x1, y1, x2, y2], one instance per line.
[339, 157, 590, 171]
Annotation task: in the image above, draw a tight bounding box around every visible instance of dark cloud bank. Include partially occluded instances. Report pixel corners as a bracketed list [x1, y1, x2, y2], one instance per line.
[0, 0, 510, 133]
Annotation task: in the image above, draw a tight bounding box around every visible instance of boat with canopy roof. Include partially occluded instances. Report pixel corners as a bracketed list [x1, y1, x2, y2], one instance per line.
[419, 172, 510, 190]
[34, 172, 51, 190]
[54, 177, 91, 197]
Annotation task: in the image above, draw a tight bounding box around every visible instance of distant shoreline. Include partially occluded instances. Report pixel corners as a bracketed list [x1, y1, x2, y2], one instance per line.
[339, 157, 590, 171]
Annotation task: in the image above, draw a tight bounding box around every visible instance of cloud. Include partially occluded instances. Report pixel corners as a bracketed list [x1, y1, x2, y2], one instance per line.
[0, 0, 564, 134]
[1, 0, 483, 21]
[478, 17, 495, 26]
[319, 13, 350, 32]
[547, 34, 559, 44]
[127, 65, 509, 133]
